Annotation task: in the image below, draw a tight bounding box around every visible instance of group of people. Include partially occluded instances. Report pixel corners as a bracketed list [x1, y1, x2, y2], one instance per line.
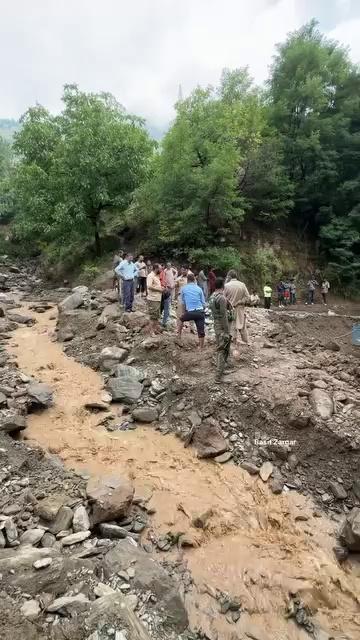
[113, 253, 251, 381]
[113, 253, 332, 381]
[261, 276, 330, 308]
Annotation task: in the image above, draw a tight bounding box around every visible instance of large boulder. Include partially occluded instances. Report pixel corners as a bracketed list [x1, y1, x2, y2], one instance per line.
[58, 290, 85, 312]
[97, 303, 123, 329]
[99, 346, 127, 371]
[122, 311, 148, 330]
[103, 539, 188, 632]
[7, 313, 34, 325]
[339, 508, 360, 551]
[309, 389, 334, 419]
[0, 414, 26, 433]
[86, 474, 134, 525]
[192, 421, 229, 458]
[106, 376, 143, 404]
[72, 285, 89, 296]
[111, 363, 145, 381]
[27, 382, 53, 408]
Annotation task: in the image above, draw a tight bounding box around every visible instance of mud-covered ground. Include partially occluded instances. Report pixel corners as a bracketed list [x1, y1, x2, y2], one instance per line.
[1, 265, 360, 640]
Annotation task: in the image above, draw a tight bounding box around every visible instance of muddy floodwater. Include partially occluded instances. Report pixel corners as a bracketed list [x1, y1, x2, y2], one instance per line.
[8, 305, 360, 640]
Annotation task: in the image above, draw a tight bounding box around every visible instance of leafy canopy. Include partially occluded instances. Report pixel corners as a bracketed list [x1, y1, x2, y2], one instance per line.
[12, 85, 154, 255]
[134, 69, 292, 252]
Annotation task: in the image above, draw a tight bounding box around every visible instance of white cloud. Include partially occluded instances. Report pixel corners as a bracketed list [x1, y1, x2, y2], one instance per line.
[0, 0, 359, 127]
[329, 18, 360, 63]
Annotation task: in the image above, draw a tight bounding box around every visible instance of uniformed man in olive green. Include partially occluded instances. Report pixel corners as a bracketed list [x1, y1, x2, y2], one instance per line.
[210, 277, 232, 381]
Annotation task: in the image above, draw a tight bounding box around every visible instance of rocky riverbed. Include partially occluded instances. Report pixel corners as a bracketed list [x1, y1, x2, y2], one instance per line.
[0, 257, 359, 639]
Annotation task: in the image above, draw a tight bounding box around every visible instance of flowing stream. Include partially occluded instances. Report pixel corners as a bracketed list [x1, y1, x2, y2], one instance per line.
[7, 304, 360, 640]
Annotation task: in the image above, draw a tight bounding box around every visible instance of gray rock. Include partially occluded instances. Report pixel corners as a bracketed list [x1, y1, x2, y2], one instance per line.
[0, 392, 6, 406]
[100, 346, 127, 361]
[97, 303, 123, 329]
[259, 461, 273, 482]
[51, 505, 74, 534]
[309, 389, 334, 419]
[73, 505, 91, 532]
[4, 517, 18, 543]
[132, 407, 158, 423]
[352, 479, 360, 500]
[0, 530, 5, 548]
[214, 451, 233, 464]
[111, 364, 145, 382]
[188, 410, 202, 427]
[58, 291, 86, 312]
[240, 462, 260, 475]
[20, 528, 45, 546]
[270, 473, 284, 494]
[329, 481, 347, 500]
[339, 508, 360, 551]
[61, 530, 91, 546]
[99, 523, 139, 541]
[0, 414, 26, 433]
[72, 285, 89, 295]
[27, 382, 53, 408]
[20, 599, 41, 619]
[40, 532, 56, 548]
[103, 539, 188, 632]
[33, 557, 53, 569]
[35, 494, 68, 521]
[86, 474, 134, 525]
[7, 312, 34, 325]
[192, 422, 228, 459]
[312, 379, 327, 389]
[94, 582, 116, 598]
[46, 593, 90, 613]
[106, 377, 143, 404]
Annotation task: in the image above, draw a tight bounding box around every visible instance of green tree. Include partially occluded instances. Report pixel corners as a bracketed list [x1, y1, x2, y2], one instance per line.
[269, 20, 360, 287]
[135, 70, 292, 252]
[13, 85, 154, 256]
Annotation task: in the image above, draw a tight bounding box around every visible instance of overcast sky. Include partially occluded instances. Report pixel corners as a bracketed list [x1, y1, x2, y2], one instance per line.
[1, 0, 360, 129]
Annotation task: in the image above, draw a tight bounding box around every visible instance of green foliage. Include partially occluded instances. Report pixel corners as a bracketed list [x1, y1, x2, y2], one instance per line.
[242, 247, 284, 287]
[11, 85, 154, 257]
[188, 246, 243, 274]
[269, 20, 360, 287]
[134, 70, 293, 251]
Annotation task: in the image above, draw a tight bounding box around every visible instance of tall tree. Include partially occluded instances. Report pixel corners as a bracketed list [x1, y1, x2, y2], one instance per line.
[269, 20, 360, 287]
[13, 85, 154, 256]
[135, 70, 292, 251]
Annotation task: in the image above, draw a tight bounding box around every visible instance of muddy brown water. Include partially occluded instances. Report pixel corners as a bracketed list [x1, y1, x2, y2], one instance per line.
[7, 306, 360, 639]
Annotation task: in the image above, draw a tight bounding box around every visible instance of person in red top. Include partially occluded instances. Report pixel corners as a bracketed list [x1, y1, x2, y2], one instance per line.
[208, 268, 216, 295]
[159, 265, 166, 288]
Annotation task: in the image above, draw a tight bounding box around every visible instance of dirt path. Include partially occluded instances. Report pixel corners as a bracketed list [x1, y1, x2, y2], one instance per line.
[7, 305, 360, 640]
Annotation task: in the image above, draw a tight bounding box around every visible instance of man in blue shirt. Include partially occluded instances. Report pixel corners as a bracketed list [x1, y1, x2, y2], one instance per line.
[115, 254, 138, 312]
[179, 273, 206, 348]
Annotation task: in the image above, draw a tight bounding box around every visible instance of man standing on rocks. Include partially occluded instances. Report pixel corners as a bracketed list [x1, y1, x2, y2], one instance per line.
[178, 273, 206, 348]
[224, 270, 250, 346]
[135, 255, 147, 297]
[115, 254, 138, 312]
[263, 283, 272, 309]
[307, 275, 319, 304]
[321, 278, 330, 305]
[210, 277, 233, 381]
[197, 267, 208, 300]
[147, 263, 164, 335]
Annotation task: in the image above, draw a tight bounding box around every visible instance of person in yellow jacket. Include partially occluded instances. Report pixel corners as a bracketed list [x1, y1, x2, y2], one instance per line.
[263, 284, 272, 309]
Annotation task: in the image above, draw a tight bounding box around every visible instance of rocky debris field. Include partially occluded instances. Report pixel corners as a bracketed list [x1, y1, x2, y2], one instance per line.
[52, 283, 360, 518]
[0, 258, 359, 639]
